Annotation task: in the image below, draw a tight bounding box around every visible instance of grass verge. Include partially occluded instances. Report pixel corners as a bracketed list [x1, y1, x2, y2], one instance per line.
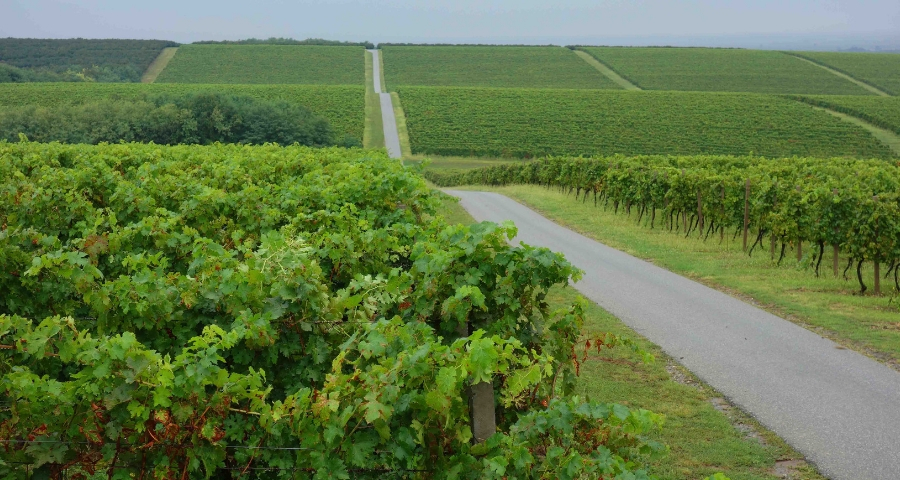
[450, 185, 900, 368]
[364, 50, 385, 149]
[432, 191, 824, 480]
[390, 92, 412, 158]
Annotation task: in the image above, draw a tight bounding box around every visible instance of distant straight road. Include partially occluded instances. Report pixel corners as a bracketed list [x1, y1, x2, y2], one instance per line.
[368, 49, 402, 159]
[447, 189, 900, 480]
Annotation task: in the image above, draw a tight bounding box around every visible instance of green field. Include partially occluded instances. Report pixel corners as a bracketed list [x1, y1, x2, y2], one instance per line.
[0, 83, 365, 141]
[154, 44, 365, 84]
[397, 87, 893, 158]
[382, 46, 620, 90]
[579, 47, 872, 95]
[791, 95, 900, 135]
[790, 51, 900, 96]
[0, 38, 179, 83]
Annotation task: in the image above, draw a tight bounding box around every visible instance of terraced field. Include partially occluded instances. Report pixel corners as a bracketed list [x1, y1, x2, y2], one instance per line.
[154, 44, 365, 84]
[790, 51, 900, 96]
[0, 83, 365, 141]
[396, 87, 893, 158]
[382, 46, 619, 90]
[790, 95, 900, 135]
[578, 47, 872, 95]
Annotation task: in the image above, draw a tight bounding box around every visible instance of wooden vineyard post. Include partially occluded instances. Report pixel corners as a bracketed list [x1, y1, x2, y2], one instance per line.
[874, 261, 881, 295]
[833, 245, 839, 277]
[770, 187, 777, 260]
[743, 179, 750, 251]
[697, 191, 703, 236]
[720, 186, 725, 242]
[797, 240, 802, 263]
[457, 322, 496, 443]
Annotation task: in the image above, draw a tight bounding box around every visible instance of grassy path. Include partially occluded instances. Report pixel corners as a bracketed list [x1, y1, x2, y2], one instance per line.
[389, 92, 412, 158]
[433, 192, 823, 480]
[573, 49, 641, 91]
[785, 54, 891, 97]
[363, 50, 385, 149]
[140, 47, 178, 83]
[810, 105, 900, 156]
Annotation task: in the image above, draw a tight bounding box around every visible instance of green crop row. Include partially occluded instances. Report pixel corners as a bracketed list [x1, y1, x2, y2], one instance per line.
[428, 155, 900, 294]
[0, 141, 661, 478]
[396, 87, 895, 159]
[578, 47, 873, 95]
[382, 46, 619, 90]
[0, 38, 179, 83]
[788, 95, 900, 135]
[789, 51, 900, 96]
[155, 44, 365, 85]
[0, 83, 365, 142]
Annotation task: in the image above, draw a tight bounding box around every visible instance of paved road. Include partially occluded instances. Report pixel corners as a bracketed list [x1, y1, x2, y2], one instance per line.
[447, 190, 900, 480]
[368, 50, 402, 159]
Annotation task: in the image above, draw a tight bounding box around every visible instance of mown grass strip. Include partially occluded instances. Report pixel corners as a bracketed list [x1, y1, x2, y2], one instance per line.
[141, 47, 179, 83]
[785, 53, 890, 97]
[573, 49, 640, 90]
[390, 92, 412, 158]
[364, 50, 385, 149]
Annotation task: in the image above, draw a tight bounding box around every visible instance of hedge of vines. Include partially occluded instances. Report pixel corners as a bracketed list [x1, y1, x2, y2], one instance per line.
[428, 156, 900, 295]
[0, 142, 666, 479]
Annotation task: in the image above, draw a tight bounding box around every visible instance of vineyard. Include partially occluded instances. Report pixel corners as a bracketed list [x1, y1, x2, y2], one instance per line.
[396, 87, 895, 159]
[381, 46, 619, 90]
[577, 47, 873, 95]
[0, 38, 179, 83]
[154, 45, 365, 85]
[789, 95, 900, 135]
[428, 156, 900, 296]
[789, 51, 900, 96]
[0, 83, 365, 143]
[0, 141, 669, 478]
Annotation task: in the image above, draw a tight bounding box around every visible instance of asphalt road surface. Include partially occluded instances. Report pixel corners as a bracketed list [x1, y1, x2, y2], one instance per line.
[368, 49, 402, 159]
[447, 189, 900, 480]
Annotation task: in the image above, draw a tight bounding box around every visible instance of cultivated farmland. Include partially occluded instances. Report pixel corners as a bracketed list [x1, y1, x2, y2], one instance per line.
[396, 87, 894, 158]
[154, 44, 365, 84]
[0, 83, 365, 141]
[381, 46, 620, 90]
[790, 95, 900, 135]
[790, 51, 900, 96]
[579, 47, 872, 95]
[0, 38, 179, 83]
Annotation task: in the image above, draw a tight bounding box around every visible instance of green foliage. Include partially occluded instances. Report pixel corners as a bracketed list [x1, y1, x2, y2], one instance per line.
[194, 38, 375, 49]
[0, 92, 335, 146]
[0, 142, 664, 478]
[396, 87, 894, 159]
[382, 46, 619, 90]
[427, 155, 900, 295]
[789, 95, 900, 135]
[154, 45, 365, 85]
[789, 51, 900, 96]
[578, 47, 872, 94]
[0, 83, 365, 143]
[0, 38, 179, 83]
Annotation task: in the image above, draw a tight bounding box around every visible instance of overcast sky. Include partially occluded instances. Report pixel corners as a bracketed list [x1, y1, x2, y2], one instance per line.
[3, 0, 899, 49]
